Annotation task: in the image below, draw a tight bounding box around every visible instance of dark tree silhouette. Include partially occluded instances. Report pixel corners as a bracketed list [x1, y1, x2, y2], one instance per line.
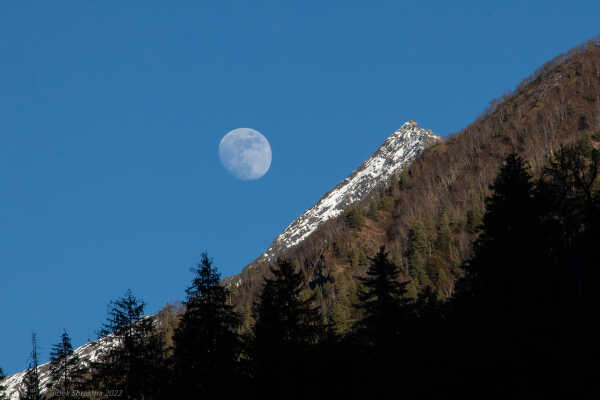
[353, 247, 417, 396]
[535, 143, 600, 392]
[458, 154, 539, 317]
[252, 258, 321, 399]
[172, 252, 243, 398]
[47, 330, 84, 400]
[356, 246, 413, 345]
[453, 153, 557, 394]
[19, 333, 41, 400]
[89, 289, 166, 400]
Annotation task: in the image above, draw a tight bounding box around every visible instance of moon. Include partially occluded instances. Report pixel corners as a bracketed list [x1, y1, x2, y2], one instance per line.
[218, 128, 272, 180]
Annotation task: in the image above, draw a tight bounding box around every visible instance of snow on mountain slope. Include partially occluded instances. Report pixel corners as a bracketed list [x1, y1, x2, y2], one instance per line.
[1, 315, 157, 400]
[260, 120, 440, 263]
[0, 335, 119, 400]
[1, 122, 440, 397]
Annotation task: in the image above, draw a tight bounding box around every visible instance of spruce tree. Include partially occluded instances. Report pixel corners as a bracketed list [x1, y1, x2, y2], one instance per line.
[47, 330, 83, 400]
[252, 259, 321, 397]
[534, 143, 600, 391]
[459, 153, 538, 318]
[19, 333, 41, 400]
[90, 289, 165, 400]
[353, 247, 418, 397]
[172, 252, 243, 398]
[355, 246, 413, 348]
[454, 153, 546, 393]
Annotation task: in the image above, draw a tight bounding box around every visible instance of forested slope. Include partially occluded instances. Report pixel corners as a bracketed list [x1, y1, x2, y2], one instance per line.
[229, 35, 600, 328]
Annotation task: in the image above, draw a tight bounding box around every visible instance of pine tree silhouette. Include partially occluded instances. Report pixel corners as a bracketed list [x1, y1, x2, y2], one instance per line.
[252, 258, 321, 399]
[352, 246, 418, 397]
[454, 153, 550, 393]
[47, 330, 84, 400]
[172, 252, 243, 398]
[19, 333, 41, 400]
[356, 246, 413, 347]
[459, 153, 538, 318]
[535, 143, 600, 392]
[89, 289, 165, 400]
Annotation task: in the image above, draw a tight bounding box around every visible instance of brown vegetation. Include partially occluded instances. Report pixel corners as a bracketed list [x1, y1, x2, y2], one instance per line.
[228, 34, 600, 327]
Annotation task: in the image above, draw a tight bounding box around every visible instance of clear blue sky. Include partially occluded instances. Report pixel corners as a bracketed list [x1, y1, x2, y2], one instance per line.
[1, 1, 598, 374]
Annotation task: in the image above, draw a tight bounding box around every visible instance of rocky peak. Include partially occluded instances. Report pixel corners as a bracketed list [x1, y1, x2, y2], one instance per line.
[259, 121, 441, 264]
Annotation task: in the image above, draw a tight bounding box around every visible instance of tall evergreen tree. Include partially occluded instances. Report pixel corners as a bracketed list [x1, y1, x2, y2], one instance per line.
[252, 259, 321, 398]
[47, 330, 83, 400]
[457, 154, 538, 312]
[172, 252, 243, 398]
[90, 289, 166, 400]
[454, 153, 549, 393]
[535, 143, 600, 391]
[19, 333, 41, 400]
[355, 246, 413, 347]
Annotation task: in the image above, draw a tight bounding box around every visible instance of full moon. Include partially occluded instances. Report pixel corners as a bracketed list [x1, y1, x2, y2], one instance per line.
[218, 128, 272, 180]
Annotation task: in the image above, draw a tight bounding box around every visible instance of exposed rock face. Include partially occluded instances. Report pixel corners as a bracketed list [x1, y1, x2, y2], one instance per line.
[260, 121, 441, 262]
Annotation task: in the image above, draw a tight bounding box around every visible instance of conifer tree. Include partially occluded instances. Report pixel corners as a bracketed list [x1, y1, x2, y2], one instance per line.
[172, 252, 243, 398]
[252, 259, 321, 396]
[19, 333, 41, 400]
[90, 290, 165, 400]
[356, 246, 413, 347]
[454, 153, 546, 392]
[47, 330, 83, 400]
[459, 153, 538, 318]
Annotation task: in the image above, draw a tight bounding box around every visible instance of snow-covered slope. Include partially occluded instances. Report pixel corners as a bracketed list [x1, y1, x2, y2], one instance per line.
[1, 122, 440, 398]
[0, 335, 119, 400]
[223, 121, 440, 290]
[258, 120, 441, 263]
[1, 316, 160, 399]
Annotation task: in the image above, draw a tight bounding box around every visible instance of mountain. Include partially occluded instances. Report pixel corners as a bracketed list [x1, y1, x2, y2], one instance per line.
[227, 36, 600, 323]
[3, 34, 600, 396]
[1, 335, 119, 400]
[1, 122, 440, 398]
[261, 121, 442, 262]
[224, 121, 441, 288]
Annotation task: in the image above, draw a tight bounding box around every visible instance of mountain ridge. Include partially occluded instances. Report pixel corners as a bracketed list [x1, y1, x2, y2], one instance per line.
[4, 34, 600, 397]
[224, 121, 441, 288]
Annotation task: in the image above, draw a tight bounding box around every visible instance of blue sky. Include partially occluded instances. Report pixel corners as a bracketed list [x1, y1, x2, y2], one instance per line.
[1, 1, 598, 374]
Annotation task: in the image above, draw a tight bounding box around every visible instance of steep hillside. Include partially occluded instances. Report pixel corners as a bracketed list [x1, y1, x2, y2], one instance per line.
[229, 35, 600, 325]
[1, 336, 119, 400]
[259, 121, 441, 263]
[224, 122, 441, 315]
[4, 35, 599, 395]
